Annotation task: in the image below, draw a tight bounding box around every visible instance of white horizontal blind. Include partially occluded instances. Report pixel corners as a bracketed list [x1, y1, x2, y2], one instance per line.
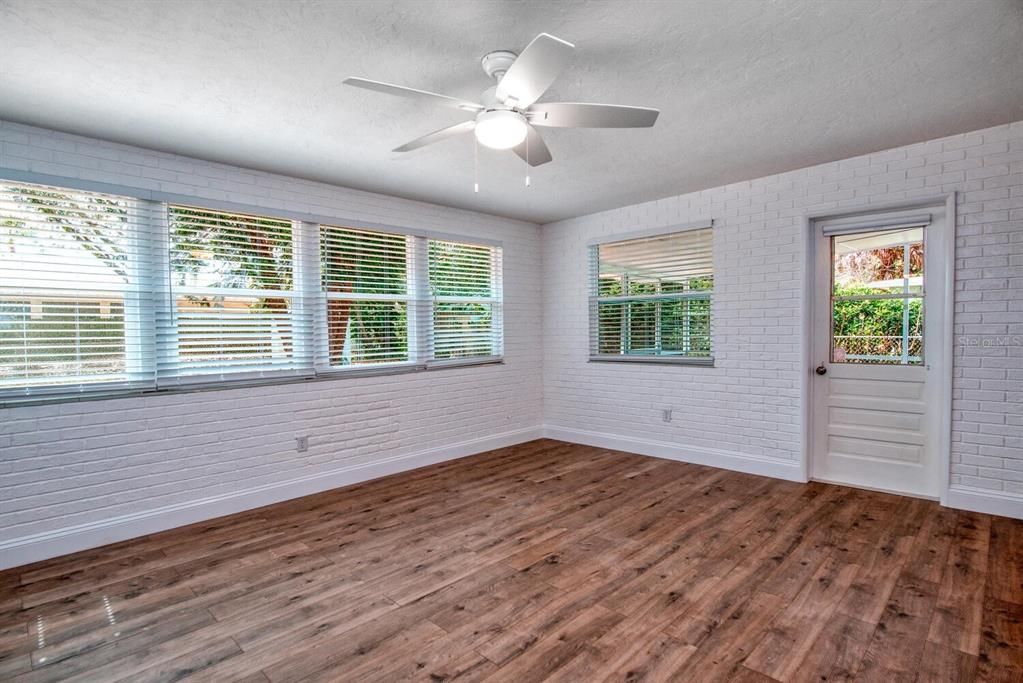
[819, 213, 931, 236]
[0, 177, 505, 403]
[0, 181, 154, 398]
[428, 239, 502, 362]
[320, 225, 414, 368]
[159, 205, 312, 384]
[590, 228, 713, 361]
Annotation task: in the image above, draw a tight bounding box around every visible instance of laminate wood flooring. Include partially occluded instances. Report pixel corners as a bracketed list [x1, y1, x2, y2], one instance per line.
[1, 439, 1020, 682]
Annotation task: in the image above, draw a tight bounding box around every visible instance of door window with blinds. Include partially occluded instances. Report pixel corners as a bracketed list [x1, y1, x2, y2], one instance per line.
[590, 226, 713, 363]
[0, 178, 503, 403]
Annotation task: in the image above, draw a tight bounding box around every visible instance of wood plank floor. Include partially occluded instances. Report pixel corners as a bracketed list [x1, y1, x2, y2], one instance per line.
[1, 439, 1021, 682]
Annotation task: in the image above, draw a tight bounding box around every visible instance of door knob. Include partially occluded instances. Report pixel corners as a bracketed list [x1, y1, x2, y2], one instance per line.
[815, 364, 827, 376]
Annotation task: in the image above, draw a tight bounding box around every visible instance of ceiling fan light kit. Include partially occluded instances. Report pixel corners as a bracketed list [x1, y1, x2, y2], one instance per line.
[344, 32, 659, 185]
[474, 110, 528, 149]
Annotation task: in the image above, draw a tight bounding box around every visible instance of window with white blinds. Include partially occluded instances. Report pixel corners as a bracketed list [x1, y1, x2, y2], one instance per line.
[320, 225, 413, 367]
[0, 179, 504, 403]
[590, 227, 713, 364]
[428, 239, 502, 362]
[0, 182, 154, 398]
[162, 206, 311, 384]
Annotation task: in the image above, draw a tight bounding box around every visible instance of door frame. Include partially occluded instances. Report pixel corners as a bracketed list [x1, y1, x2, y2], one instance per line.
[799, 193, 956, 504]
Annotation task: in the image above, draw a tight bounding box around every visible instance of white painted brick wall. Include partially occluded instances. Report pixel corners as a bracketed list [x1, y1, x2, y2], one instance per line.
[2, 117, 1021, 550]
[542, 121, 1023, 499]
[0, 120, 543, 544]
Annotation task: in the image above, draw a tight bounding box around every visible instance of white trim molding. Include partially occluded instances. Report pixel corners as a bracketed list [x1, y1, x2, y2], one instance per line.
[6, 426, 1020, 571]
[543, 425, 806, 482]
[544, 426, 1020, 520]
[945, 487, 1023, 520]
[0, 426, 543, 570]
[938, 193, 957, 508]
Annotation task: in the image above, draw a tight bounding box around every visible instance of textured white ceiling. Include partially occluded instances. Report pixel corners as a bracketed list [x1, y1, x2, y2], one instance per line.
[1, 0, 1022, 224]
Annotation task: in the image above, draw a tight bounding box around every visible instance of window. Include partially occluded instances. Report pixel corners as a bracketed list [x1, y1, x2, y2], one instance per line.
[162, 206, 311, 384]
[0, 182, 152, 397]
[831, 227, 924, 365]
[428, 239, 502, 361]
[321, 225, 413, 367]
[0, 179, 504, 403]
[589, 227, 713, 364]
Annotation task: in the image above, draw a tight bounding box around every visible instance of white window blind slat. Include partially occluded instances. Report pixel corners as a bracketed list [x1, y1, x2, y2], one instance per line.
[590, 228, 713, 362]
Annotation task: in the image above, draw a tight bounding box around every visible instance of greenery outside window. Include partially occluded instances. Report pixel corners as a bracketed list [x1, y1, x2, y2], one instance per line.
[831, 227, 924, 365]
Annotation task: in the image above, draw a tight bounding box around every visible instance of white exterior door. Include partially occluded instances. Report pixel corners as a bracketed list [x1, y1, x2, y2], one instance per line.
[811, 205, 949, 499]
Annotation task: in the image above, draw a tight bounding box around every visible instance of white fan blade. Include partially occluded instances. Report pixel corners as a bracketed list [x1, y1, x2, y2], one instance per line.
[512, 125, 552, 166]
[344, 77, 483, 112]
[495, 33, 575, 108]
[528, 102, 659, 128]
[393, 121, 476, 153]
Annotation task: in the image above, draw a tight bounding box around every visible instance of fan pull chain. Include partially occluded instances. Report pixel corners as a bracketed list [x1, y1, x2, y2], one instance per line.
[525, 138, 531, 187]
[473, 136, 479, 194]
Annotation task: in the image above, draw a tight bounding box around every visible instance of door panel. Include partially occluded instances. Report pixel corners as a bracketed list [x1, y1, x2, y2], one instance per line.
[828, 375, 925, 400]
[828, 435, 921, 463]
[828, 406, 922, 431]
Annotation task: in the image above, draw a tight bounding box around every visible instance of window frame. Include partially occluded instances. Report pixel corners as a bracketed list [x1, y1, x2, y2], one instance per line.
[0, 175, 505, 407]
[588, 222, 715, 367]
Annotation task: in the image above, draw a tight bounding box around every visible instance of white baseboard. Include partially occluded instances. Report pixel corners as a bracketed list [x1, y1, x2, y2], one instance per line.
[945, 486, 1023, 520]
[10, 425, 1015, 571]
[0, 426, 543, 571]
[543, 425, 806, 483]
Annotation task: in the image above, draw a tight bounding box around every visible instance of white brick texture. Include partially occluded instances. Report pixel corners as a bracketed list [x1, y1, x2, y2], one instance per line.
[0, 120, 543, 545]
[542, 121, 1023, 500]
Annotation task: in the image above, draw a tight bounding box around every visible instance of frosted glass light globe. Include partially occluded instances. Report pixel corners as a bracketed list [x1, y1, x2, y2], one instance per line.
[474, 110, 528, 150]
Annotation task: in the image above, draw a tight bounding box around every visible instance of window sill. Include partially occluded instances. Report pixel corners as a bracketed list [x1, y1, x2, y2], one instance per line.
[0, 357, 505, 409]
[588, 355, 715, 367]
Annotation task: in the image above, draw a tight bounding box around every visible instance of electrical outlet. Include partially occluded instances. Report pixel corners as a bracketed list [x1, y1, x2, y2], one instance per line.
[662, 408, 672, 423]
[296, 435, 309, 452]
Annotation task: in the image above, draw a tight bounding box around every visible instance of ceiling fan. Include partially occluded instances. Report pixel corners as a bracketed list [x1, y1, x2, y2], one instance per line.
[343, 33, 659, 167]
